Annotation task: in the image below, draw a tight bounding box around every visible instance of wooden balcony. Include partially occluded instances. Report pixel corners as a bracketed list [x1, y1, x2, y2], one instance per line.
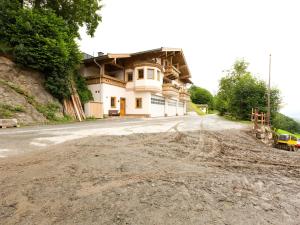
[162, 83, 180, 97]
[100, 74, 126, 88]
[164, 65, 180, 80]
[179, 89, 190, 101]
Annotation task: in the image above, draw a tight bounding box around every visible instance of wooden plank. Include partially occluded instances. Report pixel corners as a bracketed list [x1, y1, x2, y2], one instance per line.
[71, 95, 82, 121]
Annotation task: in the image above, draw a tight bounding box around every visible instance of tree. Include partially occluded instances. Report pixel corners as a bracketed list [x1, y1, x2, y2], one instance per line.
[16, 0, 102, 37]
[215, 59, 281, 120]
[0, 0, 96, 101]
[189, 85, 214, 108]
[272, 113, 300, 134]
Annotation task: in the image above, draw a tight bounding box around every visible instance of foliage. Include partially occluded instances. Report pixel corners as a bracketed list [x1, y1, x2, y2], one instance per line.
[0, 79, 63, 121]
[189, 85, 214, 108]
[74, 72, 93, 103]
[19, 0, 102, 37]
[35, 102, 61, 121]
[0, 103, 26, 118]
[272, 113, 300, 134]
[0, 0, 100, 102]
[215, 59, 281, 120]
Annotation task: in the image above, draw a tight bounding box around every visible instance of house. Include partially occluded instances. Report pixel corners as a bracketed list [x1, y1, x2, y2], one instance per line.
[81, 47, 192, 118]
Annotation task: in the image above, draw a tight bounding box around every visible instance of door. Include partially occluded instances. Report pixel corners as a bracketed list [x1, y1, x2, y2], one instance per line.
[120, 98, 126, 116]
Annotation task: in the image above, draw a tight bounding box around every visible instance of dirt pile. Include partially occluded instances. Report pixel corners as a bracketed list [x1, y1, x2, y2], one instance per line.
[0, 128, 300, 224]
[0, 56, 63, 125]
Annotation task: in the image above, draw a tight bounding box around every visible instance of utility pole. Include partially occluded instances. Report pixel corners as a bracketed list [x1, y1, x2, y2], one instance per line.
[267, 54, 271, 126]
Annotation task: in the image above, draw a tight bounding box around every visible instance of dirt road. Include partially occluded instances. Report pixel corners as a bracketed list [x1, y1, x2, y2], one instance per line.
[0, 115, 300, 224]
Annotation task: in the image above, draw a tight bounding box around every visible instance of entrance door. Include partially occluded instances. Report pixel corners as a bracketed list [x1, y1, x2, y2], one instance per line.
[120, 98, 126, 116]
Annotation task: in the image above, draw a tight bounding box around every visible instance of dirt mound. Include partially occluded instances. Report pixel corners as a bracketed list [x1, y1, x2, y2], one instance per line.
[0, 57, 63, 124]
[0, 129, 300, 224]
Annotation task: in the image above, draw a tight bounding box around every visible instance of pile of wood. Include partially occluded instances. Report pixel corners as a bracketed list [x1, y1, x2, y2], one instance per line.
[63, 93, 86, 121]
[251, 108, 273, 146]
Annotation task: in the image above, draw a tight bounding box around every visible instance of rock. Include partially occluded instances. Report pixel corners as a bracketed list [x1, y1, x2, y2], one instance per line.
[0, 118, 18, 128]
[0, 56, 63, 125]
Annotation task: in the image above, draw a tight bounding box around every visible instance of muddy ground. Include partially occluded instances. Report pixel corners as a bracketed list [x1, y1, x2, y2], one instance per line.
[0, 128, 300, 225]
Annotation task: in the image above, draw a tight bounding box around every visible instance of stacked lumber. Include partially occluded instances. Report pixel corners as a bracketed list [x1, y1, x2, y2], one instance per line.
[63, 93, 86, 122]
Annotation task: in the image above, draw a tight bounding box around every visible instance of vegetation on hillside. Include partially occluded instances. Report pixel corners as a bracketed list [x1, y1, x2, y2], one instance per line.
[189, 85, 214, 109]
[0, 0, 101, 102]
[215, 59, 281, 120]
[214, 59, 300, 134]
[272, 113, 300, 134]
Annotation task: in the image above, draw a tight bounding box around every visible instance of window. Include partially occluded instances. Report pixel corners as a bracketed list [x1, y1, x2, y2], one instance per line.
[157, 70, 160, 81]
[111, 97, 116, 108]
[147, 69, 154, 79]
[127, 72, 133, 82]
[151, 95, 165, 105]
[136, 98, 142, 108]
[138, 69, 144, 79]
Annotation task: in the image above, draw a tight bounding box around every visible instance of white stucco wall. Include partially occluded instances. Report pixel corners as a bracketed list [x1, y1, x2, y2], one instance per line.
[88, 84, 102, 102]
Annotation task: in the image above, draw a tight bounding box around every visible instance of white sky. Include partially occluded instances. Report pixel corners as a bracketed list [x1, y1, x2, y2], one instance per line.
[78, 0, 300, 119]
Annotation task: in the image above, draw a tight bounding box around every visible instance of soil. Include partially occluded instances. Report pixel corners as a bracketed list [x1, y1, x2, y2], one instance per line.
[0, 128, 300, 225]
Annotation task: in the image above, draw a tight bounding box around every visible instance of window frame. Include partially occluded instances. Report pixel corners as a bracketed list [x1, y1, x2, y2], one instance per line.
[127, 72, 133, 82]
[135, 98, 142, 108]
[110, 96, 116, 108]
[157, 70, 161, 81]
[147, 68, 155, 80]
[137, 69, 144, 79]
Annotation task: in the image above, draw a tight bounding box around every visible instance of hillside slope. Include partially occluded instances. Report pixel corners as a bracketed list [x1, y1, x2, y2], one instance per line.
[0, 57, 63, 125]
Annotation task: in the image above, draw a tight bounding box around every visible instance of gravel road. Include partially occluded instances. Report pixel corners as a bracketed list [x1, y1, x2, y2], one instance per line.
[1, 115, 300, 225]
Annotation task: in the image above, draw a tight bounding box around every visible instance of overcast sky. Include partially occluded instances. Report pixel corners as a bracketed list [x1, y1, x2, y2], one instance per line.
[79, 0, 300, 119]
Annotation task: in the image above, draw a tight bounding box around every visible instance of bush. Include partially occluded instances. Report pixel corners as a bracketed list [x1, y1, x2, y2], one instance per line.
[189, 85, 214, 109]
[74, 72, 93, 103]
[0, 0, 88, 101]
[215, 60, 281, 120]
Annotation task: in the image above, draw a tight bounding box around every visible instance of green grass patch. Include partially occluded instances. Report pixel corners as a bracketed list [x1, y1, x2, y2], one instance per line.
[274, 129, 300, 139]
[0, 103, 26, 118]
[0, 79, 65, 121]
[223, 114, 252, 124]
[187, 102, 206, 116]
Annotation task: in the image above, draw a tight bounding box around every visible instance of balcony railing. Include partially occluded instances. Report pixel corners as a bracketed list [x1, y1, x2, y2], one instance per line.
[162, 83, 180, 97]
[164, 65, 180, 80]
[179, 89, 190, 101]
[100, 74, 126, 88]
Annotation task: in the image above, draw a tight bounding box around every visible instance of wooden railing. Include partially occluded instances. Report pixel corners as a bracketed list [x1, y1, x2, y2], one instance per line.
[164, 65, 180, 79]
[100, 74, 126, 88]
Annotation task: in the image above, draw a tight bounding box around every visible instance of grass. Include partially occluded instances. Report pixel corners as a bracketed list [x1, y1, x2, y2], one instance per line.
[0, 103, 26, 118]
[275, 129, 300, 139]
[187, 102, 206, 116]
[223, 114, 252, 124]
[0, 79, 66, 121]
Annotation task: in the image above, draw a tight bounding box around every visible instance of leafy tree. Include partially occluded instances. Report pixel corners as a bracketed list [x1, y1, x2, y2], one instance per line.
[215, 59, 281, 120]
[189, 85, 214, 108]
[17, 0, 102, 36]
[272, 113, 300, 134]
[0, 0, 95, 101]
